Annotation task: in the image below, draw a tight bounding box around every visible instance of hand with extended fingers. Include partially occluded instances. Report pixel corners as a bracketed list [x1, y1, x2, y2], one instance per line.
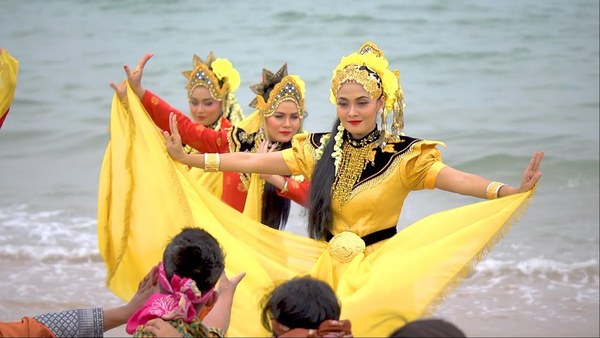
[163, 112, 186, 163]
[123, 52, 154, 99]
[518, 150, 544, 193]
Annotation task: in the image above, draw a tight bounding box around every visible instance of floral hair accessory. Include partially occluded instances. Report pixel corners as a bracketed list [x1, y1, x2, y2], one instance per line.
[211, 58, 240, 92]
[125, 262, 215, 334]
[182, 52, 240, 101]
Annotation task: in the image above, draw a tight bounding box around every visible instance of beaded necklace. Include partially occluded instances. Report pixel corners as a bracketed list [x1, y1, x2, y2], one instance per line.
[331, 129, 379, 206]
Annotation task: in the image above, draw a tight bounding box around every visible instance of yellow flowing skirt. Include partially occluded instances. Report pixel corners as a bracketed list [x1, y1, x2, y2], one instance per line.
[0, 49, 19, 127]
[98, 87, 534, 337]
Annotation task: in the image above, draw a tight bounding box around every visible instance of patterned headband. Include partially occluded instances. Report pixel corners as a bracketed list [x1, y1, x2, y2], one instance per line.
[249, 64, 306, 119]
[181, 52, 240, 101]
[331, 65, 382, 101]
[329, 41, 399, 112]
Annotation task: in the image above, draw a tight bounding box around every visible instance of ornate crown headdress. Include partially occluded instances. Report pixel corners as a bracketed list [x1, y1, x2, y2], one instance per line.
[182, 52, 240, 101]
[329, 41, 405, 141]
[182, 52, 244, 127]
[249, 64, 306, 120]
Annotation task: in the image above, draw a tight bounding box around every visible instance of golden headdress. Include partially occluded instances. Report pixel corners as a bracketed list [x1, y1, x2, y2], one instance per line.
[182, 52, 244, 126]
[240, 64, 306, 138]
[249, 64, 306, 119]
[330, 41, 405, 140]
[182, 52, 240, 100]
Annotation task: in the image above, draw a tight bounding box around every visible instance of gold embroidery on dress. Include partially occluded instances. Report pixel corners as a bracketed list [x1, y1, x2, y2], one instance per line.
[332, 141, 377, 206]
[290, 174, 305, 182]
[382, 143, 396, 153]
[349, 140, 422, 200]
[227, 126, 265, 191]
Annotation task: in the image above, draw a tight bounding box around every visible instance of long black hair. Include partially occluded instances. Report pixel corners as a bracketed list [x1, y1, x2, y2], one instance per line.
[307, 119, 340, 240]
[259, 84, 293, 231]
[262, 180, 291, 230]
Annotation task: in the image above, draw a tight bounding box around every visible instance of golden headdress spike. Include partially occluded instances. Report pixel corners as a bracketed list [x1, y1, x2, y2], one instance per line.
[250, 64, 305, 119]
[181, 52, 229, 101]
[358, 41, 385, 57]
[248, 63, 288, 108]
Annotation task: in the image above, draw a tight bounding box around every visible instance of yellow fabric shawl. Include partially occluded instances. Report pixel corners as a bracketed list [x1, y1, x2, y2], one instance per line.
[97, 86, 534, 336]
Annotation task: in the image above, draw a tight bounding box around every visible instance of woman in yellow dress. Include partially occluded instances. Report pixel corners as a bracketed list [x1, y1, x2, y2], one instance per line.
[0, 48, 19, 129]
[100, 41, 543, 336]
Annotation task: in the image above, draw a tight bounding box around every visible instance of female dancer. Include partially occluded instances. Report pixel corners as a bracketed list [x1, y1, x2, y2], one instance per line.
[162, 41, 543, 334]
[111, 51, 244, 197]
[123, 56, 309, 230]
[100, 41, 542, 336]
[0, 48, 19, 129]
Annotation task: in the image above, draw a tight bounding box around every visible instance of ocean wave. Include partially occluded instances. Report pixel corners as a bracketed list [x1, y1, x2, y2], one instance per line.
[0, 206, 100, 263]
[0, 246, 103, 263]
[474, 257, 599, 284]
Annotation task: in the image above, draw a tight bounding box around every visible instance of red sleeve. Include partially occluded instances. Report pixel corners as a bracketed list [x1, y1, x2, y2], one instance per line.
[140, 90, 228, 153]
[277, 177, 310, 207]
[0, 107, 9, 129]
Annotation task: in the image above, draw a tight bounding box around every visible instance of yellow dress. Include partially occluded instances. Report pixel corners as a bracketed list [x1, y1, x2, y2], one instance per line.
[0, 49, 19, 127]
[98, 86, 534, 337]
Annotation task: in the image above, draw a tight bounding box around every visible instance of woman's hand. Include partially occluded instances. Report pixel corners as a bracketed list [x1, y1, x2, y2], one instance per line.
[163, 112, 187, 163]
[144, 318, 183, 337]
[217, 270, 246, 298]
[109, 80, 128, 104]
[258, 141, 277, 181]
[123, 52, 153, 99]
[123, 264, 158, 315]
[517, 150, 544, 193]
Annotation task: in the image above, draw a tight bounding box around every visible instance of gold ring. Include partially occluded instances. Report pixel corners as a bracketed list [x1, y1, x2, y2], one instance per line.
[169, 136, 175, 142]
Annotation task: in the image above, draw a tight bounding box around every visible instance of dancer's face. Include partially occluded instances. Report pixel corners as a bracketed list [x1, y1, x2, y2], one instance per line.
[264, 100, 301, 143]
[188, 86, 223, 127]
[335, 82, 383, 139]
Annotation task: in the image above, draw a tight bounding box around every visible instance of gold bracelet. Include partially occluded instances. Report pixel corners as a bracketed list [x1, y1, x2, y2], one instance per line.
[204, 153, 220, 172]
[486, 181, 506, 200]
[280, 179, 289, 194]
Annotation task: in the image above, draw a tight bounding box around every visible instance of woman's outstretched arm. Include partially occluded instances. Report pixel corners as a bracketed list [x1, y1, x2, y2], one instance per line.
[165, 113, 292, 176]
[435, 150, 544, 199]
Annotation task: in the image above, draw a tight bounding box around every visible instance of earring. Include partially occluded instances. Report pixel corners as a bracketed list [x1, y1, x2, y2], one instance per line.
[379, 109, 388, 147]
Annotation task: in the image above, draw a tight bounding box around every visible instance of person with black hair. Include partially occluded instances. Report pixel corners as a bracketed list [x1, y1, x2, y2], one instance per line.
[261, 276, 352, 338]
[126, 227, 245, 338]
[110, 51, 245, 199]
[120, 55, 310, 231]
[160, 41, 544, 336]
[389, 318, 466, 337]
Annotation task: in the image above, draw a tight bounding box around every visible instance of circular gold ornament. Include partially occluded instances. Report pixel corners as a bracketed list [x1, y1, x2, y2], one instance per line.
[327, 231, 365, 263]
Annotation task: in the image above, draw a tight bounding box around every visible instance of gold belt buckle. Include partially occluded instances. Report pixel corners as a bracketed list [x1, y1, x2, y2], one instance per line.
[327, 231, 366, 263]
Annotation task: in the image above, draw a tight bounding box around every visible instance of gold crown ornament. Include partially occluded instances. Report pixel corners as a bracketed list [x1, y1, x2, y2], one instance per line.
[181, 52, 240, 101]
[249, 63, 306, 120]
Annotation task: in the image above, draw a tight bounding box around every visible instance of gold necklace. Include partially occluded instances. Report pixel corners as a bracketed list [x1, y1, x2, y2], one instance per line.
[332, 140, 377, 206]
